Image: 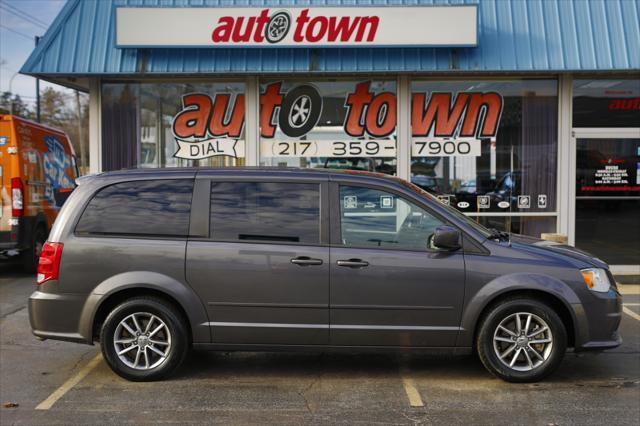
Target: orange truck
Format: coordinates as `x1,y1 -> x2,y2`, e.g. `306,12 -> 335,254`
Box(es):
0,115 -> 78,272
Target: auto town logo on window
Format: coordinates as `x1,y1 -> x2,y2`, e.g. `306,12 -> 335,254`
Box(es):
171,82 -> 395,160
411,91 -> 503,158
172,92 -> 246,160
171,83 -> 504,160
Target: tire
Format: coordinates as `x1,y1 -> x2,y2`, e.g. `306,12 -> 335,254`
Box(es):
22,225 -> 46,274
100,297 -> 189,381
476,298 -> 567,383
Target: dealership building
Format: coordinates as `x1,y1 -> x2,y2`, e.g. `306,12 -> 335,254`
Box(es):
21,0 -> 640,271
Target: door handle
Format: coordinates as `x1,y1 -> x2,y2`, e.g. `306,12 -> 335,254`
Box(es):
291,256 -> 323,266
336,259 -> 369,268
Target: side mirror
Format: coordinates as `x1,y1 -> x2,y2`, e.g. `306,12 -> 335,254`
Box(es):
432,225 -> 462,251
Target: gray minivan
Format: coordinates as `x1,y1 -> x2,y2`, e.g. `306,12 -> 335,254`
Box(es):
29,168 -> 622,382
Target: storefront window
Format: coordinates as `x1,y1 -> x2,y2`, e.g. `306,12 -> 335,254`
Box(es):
100,78 -> 561,238
573,79 -> 640,128
259,80 -> 397,175
575,137 -> 640,264
410,80 -> 558,237
473,216 -> 557,237
101,82 -> 246,170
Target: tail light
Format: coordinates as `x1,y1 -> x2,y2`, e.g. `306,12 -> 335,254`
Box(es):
11,177 -> 24,217
37,242 -> 64,285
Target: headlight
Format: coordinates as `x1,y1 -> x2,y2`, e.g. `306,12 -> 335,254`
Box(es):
581,268 -> 611,293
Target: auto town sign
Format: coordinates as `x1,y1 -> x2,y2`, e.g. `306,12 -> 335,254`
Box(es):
116,6 -> 477,47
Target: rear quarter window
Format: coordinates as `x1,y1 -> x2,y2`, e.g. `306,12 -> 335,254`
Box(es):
75,179 -> 193,237
209,181 -> 320,244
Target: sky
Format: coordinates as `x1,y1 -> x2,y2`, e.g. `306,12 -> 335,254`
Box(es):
0,0 -> 67,105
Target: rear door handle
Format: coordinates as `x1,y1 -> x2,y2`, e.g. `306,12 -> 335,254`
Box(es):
336,259 -> 369,268
291,256 -> 323,266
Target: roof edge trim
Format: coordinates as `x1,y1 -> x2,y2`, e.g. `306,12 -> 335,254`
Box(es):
20,0 -> 83,75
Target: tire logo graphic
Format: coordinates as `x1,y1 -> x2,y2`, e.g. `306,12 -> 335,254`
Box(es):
279,85 -> 322,137
265,11 -> 291,44
289,95 -> 311,128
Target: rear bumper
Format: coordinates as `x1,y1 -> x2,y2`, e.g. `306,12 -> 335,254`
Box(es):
0,231 -> 19,256
28,289 -> 92,344
0,216 -> 40,258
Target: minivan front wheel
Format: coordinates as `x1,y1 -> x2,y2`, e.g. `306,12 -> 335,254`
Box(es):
477,298 -> 567,382
100,297 -> 189,381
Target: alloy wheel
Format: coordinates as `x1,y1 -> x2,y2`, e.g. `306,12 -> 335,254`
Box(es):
113,312 -> 172,370
492,312 -> 553,372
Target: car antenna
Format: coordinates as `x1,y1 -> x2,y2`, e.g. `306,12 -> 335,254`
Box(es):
508,145 -> 513,246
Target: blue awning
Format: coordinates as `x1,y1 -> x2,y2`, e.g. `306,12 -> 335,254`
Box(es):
20,0 -> 640,79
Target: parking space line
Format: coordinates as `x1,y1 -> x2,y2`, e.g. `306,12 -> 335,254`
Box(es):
399,368 -> 424,407
623,307 -> 640,322
35,353 -> 103,410
618,285 -> 640,295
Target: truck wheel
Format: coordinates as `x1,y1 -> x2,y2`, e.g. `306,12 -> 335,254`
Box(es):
100,297 -> 189,381
476,298 -> 567,383
22,225 -> 46,274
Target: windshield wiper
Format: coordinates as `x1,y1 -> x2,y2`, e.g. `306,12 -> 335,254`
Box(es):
488,228 -> 510,241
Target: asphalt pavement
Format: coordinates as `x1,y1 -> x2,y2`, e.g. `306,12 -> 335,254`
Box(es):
1,264 -> 639,425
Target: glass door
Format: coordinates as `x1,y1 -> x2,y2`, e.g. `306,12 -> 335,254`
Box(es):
574,135 -> 640,265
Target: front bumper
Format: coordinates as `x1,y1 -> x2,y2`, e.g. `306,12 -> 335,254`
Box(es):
29,289 -> 91,344
573,286 -> 623,352
576,330 -> 622,351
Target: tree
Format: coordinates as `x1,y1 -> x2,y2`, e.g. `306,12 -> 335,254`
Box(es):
39,88 -> 89,173
39,87 -> 69,126
0,91 -> 34,119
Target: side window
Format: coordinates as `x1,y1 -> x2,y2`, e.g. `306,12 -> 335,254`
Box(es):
210,182 -> 320,244
76,179 -> 193,237
339,185 -> 444,251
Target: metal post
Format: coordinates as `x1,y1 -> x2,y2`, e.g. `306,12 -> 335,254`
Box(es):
396,75 -> 411,182
557,75 -> 573,243
35,36 -> 41,122
75,90 -> 86,172
88,78 -> 102,173
244,76 -> 259,166
35,78 -> 40,122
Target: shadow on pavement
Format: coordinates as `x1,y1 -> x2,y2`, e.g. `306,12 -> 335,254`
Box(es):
169,349 -> 630,385
169,351 -> 484,381
0,262 -> 31,279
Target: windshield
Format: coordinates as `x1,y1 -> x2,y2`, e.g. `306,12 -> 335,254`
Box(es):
400,179 -> 493,239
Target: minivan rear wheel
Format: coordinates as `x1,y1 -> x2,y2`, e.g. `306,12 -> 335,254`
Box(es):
476,298 -> 567,382
100,297 -> 189,381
